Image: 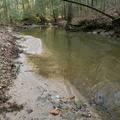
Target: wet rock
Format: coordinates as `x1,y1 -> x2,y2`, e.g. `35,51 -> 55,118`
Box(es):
34,118 -> 42,120
68,99 -> 75,104
81,111 -> 91,118
82,103 -> 89,107
71,103 -> 78,111
60,97 -> 68,104
66,115 -> 76,120
48,97 -> 55,104
55,95 -> 60,99
74,100 -> 83,109
25,118 -> 34,120
93,31 -> 97,34
97,93 -> 104,104
60,113 -> 67,119
50,118 -> 59,120
36,96 -> 47,103
67,111 -> 75,115
60,104 -> 68,110
27,109 -> 33,114
53,102 -> 61,108
80,117 -> 87,120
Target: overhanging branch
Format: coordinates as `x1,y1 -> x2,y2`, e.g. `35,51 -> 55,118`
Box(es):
62,0 -> 115,19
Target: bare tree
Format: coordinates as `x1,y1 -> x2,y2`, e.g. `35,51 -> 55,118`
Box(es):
62,0 -> 115,19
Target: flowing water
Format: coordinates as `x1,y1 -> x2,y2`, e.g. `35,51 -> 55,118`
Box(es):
22,27 -> 120,120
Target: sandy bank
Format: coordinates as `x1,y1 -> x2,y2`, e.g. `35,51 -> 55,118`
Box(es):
1,35 -> 101,120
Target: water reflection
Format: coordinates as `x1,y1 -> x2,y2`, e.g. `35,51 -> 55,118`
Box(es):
22,27 -> 120,119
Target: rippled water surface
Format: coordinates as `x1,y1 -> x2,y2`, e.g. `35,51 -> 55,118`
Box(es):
22,27 -> 120,119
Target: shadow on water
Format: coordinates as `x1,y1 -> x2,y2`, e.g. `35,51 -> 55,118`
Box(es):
22,27 -> 120,120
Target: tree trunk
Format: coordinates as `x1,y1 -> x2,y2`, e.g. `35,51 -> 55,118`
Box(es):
50,0 -> 57,23
67,3 -> 72,23
26,0 -> 32,11
91,0 -> 94,6
65,3 -> 73,30
63,2 -> 67,19
22,0 -> 25,13
3,0 -> 8,22
62,0 -> 115,19
85,0 -> 88,12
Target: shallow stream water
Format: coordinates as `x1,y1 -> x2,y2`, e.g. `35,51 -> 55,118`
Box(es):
22,27 -> 120,120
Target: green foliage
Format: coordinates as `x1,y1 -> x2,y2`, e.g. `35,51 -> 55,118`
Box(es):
0,0 -> 119,24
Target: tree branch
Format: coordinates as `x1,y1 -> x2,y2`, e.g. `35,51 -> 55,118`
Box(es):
62,0 -> 115,19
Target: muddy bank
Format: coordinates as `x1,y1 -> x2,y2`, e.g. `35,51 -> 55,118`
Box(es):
64,17 -> 120,39
58,6 -> 120,38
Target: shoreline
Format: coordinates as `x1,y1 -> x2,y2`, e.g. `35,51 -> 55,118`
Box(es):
0,33 -> 102,120
0,23 -> 120,41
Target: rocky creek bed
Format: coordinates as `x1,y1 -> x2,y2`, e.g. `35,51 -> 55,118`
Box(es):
0,26 -> 108,120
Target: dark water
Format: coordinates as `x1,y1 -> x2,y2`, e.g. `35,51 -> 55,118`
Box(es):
22,27 -> 120,120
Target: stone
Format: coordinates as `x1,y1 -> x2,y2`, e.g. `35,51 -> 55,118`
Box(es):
82,103 -> 88,107
48,97 -> 55,104
81,111 -> 90,117
53,102 -> 61,108
36,96 -> 47,103
80,117 -> 87,120
27,109 -> 33,114
76,111 -> 82,117
66,115 -> 76,120
60,104 -> 68,110
55,95 -> 60,99
74,100 -> 83,109
93,31 -> 97,34
71,103 -> 78,111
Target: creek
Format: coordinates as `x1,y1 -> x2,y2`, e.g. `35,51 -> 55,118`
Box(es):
22,27 -> 120,120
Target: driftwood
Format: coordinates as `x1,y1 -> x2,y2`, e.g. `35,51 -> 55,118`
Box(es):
62,0 -> 115,19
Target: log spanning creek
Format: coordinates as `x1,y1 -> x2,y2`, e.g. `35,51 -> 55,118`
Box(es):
22,27 -> 120,120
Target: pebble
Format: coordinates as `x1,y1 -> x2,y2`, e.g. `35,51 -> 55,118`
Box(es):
71,103 -> 78,111
53,102 -> 61,108
27,109 -> 33,114
55,95 -> 60,99
80,117 -> 87,120
81,111 -> 90,117
60,104 -> 68,110
36,96 -> 47,103
75,100 -> 83,109
82,103 -> 88,107
48,97 -> 55,104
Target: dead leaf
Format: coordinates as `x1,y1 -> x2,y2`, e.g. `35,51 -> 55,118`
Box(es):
70,95 -> 75,100
50,110 -> 59,115
0,84 -> 3,89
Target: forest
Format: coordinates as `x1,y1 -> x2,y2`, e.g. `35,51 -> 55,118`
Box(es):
0,0 -> 119,24
0,0 -> 120,37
